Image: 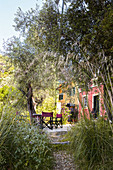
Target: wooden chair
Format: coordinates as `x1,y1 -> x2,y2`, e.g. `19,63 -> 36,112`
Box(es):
55,114 -> 63,128
41,112 -> 53,129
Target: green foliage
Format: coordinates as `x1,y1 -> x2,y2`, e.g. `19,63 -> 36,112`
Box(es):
13,1 -> 64,55
67,118 -> 113,169
0,55 -> 14,86
36,96 -> 56,115
0,85 -> 16,101
0,85 -> 27,118
65,0 -> 113,120
0,85 -> 15,117
61,106 -> 70,124
0,112 -> 53,170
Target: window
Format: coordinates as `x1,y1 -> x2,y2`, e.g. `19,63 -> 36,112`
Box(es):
73,87 -> 75,95
69,87 -> 75,96
83,96 -> 87,107
59,93 -> 63,100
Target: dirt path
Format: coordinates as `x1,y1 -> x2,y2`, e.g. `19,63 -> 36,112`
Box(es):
53,150 -> 76,170
49,133 -> 76,170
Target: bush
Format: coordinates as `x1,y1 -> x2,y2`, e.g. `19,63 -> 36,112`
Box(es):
61,106 -> 70,124
67,118 -> 113,169
0,112 -> 53,170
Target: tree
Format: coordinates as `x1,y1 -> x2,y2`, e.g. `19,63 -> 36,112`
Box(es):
13,1 -> 59,52
64,0 -> 113,121
3,0 -> 113,122
3,0 -> 68,122
4,35 -> 58,122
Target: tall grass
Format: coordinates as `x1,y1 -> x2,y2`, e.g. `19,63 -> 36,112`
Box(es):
67,118 -> 113,169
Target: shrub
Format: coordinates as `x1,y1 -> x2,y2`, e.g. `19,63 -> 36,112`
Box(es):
0,112 -> 53,170
61,106 -> 70,124
67,118 -> 113,169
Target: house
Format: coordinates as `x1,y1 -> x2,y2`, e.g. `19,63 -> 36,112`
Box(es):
78,79 -> 106,119
56,82 -> 79,122
57,82 -> 79,108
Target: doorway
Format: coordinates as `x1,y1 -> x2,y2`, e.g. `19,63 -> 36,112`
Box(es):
93,95 -> 99,115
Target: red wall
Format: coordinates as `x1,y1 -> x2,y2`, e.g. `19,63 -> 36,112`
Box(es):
78,84 -> 105,119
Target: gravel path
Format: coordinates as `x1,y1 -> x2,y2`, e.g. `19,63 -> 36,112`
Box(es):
53,150 -> 76,170
48,131 -> 77,170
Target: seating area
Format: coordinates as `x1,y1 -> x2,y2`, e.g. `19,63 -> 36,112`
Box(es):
32,112 -> 63,129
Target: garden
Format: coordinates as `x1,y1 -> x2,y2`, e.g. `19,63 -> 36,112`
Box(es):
0,0 -> 113,169
0,82 -> 113,169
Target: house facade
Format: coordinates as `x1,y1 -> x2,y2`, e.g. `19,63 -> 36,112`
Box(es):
78,81 -> 106,119
58,82 -> 79,108
57,82 -> 79,122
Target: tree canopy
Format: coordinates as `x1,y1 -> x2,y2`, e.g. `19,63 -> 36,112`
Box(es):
3,0 -> 113,121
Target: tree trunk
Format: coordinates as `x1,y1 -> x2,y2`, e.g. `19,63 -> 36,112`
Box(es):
27,83 -> 36,123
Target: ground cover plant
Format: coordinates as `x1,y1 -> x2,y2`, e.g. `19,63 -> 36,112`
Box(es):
0,111 -> 53,170
66,118 -> 113,169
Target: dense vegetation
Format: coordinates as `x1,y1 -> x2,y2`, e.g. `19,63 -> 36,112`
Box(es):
0,0 -> 113,169
66,117 -> 113,169
0,112 -> 53,169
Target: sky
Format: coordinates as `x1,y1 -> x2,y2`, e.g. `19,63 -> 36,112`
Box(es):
0,0 -> 43,52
